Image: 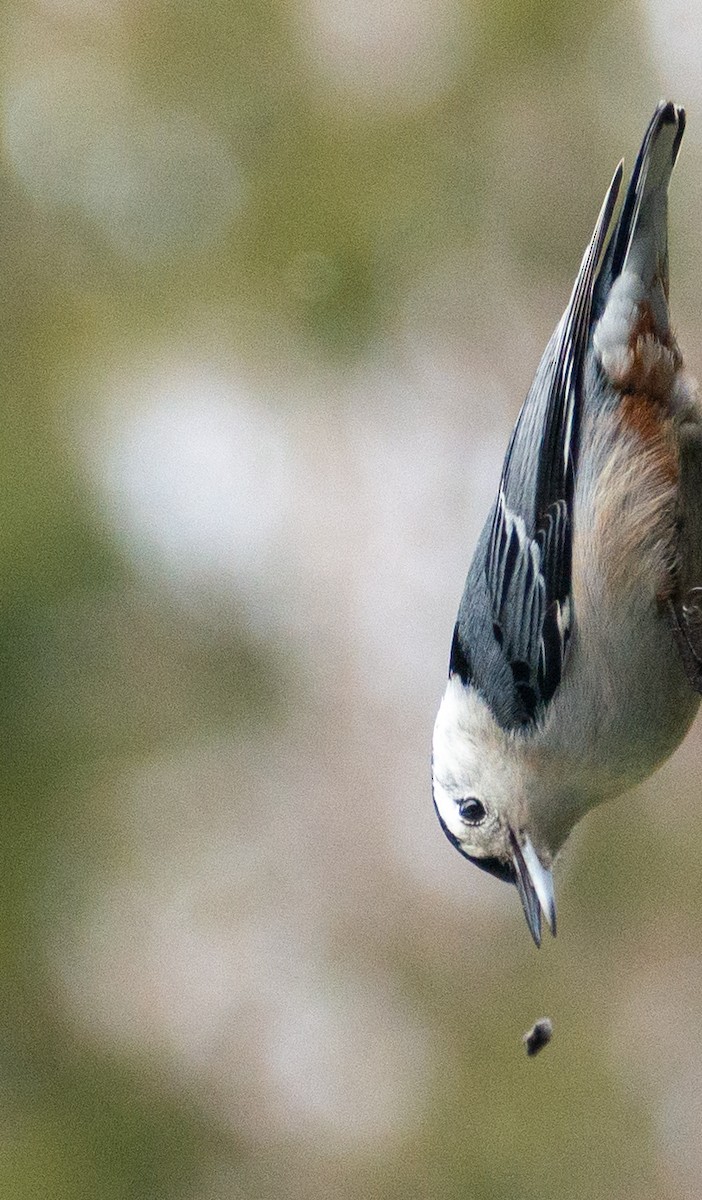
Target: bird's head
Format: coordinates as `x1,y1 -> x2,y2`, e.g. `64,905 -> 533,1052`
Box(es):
431,675 -> 556,946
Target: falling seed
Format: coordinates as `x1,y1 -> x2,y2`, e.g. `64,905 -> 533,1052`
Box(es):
523,1018 -> 553,1057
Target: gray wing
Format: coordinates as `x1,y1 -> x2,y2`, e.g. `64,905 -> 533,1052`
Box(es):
451,163 -> 622,729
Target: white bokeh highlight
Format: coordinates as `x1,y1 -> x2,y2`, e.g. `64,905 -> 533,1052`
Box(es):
4,56 -> 242,261
295,0 -> 465,110
85,360 -> 294,584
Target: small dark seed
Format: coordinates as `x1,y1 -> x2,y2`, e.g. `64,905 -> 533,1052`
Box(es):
523,1018 -> 553,1057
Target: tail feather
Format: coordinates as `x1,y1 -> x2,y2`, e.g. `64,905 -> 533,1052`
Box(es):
592,102 -> 685,390
593,102 -> 685,332
609,101 -> 684,287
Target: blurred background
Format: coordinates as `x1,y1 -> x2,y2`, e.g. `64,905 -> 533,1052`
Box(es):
2,0 -> 702,1197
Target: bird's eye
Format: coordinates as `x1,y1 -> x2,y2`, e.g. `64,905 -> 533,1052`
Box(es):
458,798 -> 486,824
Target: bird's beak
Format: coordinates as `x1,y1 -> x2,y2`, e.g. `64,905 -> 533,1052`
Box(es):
509,831 -> 556,948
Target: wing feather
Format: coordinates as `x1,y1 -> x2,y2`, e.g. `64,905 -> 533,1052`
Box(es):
454,163 -> 622,728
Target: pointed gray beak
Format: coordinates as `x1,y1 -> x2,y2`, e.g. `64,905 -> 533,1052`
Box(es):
509,831 -> 556,947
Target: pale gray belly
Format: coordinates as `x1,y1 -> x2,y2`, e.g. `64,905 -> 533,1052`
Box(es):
533,401 -> 700,842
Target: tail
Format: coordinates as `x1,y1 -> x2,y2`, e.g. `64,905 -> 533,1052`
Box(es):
603,102 -> 684,295
593,102 -> 685,384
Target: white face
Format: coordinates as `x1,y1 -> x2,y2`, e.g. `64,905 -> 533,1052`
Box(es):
431,675 -> 517,861
431,675 -> 557,945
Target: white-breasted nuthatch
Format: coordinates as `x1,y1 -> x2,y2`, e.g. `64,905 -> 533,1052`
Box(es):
432,102 -> 702,945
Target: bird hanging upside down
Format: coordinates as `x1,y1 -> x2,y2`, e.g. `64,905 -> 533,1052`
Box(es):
432,102 -> 702,945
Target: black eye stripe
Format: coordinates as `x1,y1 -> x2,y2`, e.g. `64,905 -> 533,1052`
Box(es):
458,798 -> 486,824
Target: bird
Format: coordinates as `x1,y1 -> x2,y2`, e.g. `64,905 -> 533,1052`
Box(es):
431,102 -> 702,946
